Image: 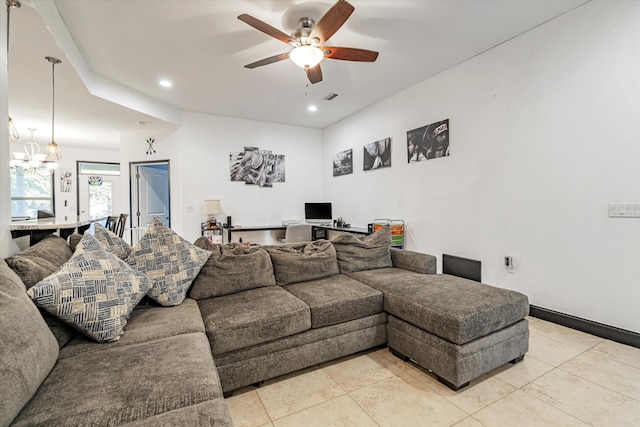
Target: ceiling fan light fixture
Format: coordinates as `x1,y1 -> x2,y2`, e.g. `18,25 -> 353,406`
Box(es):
290,45 -> 324,69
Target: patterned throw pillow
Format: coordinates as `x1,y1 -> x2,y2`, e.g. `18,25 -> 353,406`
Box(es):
27,234 -> 151,343
94,223 -> 132,260
127,217 -> 211,306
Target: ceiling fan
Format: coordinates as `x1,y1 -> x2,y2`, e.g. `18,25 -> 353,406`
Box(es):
238,0 -> 378,84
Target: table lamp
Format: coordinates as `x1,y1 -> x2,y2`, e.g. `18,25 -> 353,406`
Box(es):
203,199 -> 222,229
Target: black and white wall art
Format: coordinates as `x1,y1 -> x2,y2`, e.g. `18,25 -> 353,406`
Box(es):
407,118 -> 450,163
363,138 -> 391,171
230,147 -> 285,188
333,148 -> 353,177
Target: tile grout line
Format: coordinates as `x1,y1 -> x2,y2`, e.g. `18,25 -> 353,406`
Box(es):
519,366 -> 598,426
555,357 -> 640,404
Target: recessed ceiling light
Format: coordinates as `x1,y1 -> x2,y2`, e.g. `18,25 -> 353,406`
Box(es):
307,105 -> 318,112
158,80 -> 172,87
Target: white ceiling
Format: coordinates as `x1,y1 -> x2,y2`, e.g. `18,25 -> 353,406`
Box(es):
7,0 -> 589,149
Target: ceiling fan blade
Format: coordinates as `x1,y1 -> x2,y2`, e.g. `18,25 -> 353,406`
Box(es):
323,46 -> 379,62
238,14 -> 298,46
309,0 -> 355,45
245,52 -> 290,69
306,65 -> 323,84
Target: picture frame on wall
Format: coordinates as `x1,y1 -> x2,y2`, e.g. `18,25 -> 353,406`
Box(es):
407,118 -> 450,163
333,148 -> 353,177
363,138 -> 391,171
58,168 -> 72,193
229,147 -> 285,187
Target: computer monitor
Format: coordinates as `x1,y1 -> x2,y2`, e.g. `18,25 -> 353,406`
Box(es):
304,203 -> 332,224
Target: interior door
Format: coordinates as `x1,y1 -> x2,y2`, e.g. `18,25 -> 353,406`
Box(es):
131,161 -> 170,228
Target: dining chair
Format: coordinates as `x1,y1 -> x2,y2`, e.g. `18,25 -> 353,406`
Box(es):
105,216 -> 118,232
115,213 -> 129,238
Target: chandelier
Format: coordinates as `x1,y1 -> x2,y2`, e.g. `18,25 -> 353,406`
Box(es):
10,56 -> 63,176
10,128 -> 59,176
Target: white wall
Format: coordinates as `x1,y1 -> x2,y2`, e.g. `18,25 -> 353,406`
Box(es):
321,1 -> 640,333
119,112 -> 323,243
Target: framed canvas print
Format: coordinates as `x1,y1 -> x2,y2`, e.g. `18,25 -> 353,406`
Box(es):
333,149 -> 353,176
407,118 -> 449,163
363,138 -> 391,171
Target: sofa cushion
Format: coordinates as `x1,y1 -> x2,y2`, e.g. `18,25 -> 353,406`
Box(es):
27,234 -> 151,343
122,400 -> 232,427
283,274 -> 383,328
127,218 -> 210,306
331,227 -> 392,272
59,298 -> 206,359
199,286 -> 311,355
390,247 -> 437,274
10,333 -> 225,426
94,222 -> 132,260
347,269 -> 529,345
265,240 -> 340,286
190,241 -> 276,299
68,233 -> 83,252
0,260 -> 59,427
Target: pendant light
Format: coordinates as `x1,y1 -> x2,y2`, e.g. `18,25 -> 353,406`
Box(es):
45,56 -> 62,161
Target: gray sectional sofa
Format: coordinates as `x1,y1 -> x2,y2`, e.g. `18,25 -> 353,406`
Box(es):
1,226 -> 529,426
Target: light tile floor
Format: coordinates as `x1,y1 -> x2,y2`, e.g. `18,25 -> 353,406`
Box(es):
225,317 -> 640,427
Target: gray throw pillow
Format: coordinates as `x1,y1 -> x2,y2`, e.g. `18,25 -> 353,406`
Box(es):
265,240 -> 340,286
5,234 -> 73,288
94,223 -> 132,260
127,217 -> 211,306
330,227 -> 393,272
190,242 -> 276,299
5,234 -> 79,347
27,234 -> 151,343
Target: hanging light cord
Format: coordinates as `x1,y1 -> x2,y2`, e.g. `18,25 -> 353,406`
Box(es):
6,1 -> 21,56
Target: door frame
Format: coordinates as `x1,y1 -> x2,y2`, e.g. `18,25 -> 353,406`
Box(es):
129,160 -> 171,229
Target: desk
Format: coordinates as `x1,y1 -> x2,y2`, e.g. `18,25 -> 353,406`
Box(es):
11,215 -> 107,246
311,225 -> 370,240
226,225 -> 286,245
225,224 -> 370,245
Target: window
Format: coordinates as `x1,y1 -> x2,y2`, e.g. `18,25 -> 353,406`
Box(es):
78,162 -> 120,176
10,170 -> 54,219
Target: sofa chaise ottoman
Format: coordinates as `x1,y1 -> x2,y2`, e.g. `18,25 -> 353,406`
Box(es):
329,232 -> 529,391
346,257 -> 529,390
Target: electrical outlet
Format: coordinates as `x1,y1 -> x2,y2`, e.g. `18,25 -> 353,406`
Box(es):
505,256 -> 515,274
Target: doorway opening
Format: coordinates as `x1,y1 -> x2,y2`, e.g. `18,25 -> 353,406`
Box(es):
77,161 -> 121,220
129,160 -> 171,233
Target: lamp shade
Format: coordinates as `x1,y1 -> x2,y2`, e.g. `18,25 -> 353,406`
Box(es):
289,46 -> 324,69
203,199 -> 222,215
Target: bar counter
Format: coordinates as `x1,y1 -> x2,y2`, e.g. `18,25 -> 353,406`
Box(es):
10,215 -> 107,245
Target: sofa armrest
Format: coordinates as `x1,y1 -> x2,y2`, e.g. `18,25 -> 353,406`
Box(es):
390,248 -> 436,274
